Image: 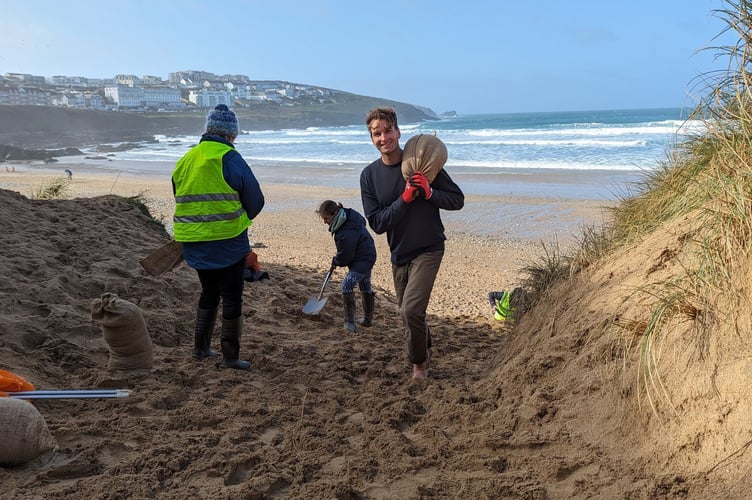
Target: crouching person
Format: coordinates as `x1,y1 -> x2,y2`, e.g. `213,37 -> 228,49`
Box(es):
317,200 -> 377,332
172,104 -> 265,369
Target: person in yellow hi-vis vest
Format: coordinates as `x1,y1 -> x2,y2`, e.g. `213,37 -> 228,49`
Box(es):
172,104 -> 265,370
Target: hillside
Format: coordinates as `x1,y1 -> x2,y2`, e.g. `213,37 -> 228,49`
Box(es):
0,96 -> 435,149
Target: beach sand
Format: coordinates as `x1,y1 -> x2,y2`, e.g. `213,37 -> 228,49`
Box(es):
0,161 -> 614,497
0,161 -> 613,320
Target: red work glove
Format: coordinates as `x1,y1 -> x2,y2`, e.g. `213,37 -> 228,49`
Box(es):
409,172 -> 432,199
401,182 -> 418,203
246,250 -> 260,272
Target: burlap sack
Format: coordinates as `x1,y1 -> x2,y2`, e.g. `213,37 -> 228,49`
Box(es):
0,398 -> 57,466
401,134 -> 448,182
91,292 -> 153,371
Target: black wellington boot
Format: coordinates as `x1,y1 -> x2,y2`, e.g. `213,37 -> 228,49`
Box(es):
192,307 -> 219,360
358,292 -> 375,327
218,316 -> 250,370
343,292 -> 357,333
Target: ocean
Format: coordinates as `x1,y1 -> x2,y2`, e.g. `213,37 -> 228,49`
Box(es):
72,107 -> 699,202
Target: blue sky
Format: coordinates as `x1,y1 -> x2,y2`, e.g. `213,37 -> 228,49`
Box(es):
0,0 -> 736,114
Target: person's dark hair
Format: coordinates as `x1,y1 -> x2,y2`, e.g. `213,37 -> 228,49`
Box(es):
316,200 -> 342,218
366,107 -> 399,133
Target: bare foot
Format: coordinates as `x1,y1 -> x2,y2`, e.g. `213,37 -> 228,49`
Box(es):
412,363 -> 428,379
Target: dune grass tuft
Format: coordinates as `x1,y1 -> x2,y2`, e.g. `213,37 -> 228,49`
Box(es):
31,177 -> 72,200
519,0 -> 752,415
519,240 -> 570,303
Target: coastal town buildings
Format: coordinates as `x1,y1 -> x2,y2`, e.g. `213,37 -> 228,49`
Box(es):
103,85 -> 183,110
0,70 -> 338,111
187,89 -> 233,108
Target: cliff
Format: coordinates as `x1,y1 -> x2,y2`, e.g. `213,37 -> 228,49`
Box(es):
0,97 -> 436,150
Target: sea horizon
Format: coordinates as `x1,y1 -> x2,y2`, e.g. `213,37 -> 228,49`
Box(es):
92,107 -> 694,167
13,107 -> 697,203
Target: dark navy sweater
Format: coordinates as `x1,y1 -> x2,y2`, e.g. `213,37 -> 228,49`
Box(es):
360,158 -> 464,265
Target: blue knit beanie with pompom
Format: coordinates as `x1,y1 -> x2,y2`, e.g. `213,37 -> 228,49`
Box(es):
205,104 -> 238,138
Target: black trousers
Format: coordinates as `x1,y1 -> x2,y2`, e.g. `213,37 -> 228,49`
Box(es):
196,257 -> 246,320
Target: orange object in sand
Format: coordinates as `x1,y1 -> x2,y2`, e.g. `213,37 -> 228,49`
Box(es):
246,250 -> 261,272
0,369 -> 35,393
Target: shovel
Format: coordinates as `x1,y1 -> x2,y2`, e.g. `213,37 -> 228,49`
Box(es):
303,265 -> 335,315
140,240 -> 184,277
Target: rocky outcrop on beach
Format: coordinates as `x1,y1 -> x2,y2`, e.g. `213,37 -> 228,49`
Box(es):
0,144 -> 83,162
0,106 -> 158,149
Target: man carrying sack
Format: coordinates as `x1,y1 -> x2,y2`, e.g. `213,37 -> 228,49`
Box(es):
360,107 -> 464,380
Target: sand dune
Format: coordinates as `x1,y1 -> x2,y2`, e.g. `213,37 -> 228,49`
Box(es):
0,169 -> 539,497
3,164 -> 739,497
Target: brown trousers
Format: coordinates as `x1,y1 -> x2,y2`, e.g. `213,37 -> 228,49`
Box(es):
392,251 -> 443,364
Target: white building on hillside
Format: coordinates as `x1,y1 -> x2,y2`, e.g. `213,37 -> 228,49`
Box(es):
49,76 -> 89,87
114,74 -> 140,87
188,89 -> 233,108
105,85 -> 183,109
4,73 -> 46,85
0,87 -> 52,105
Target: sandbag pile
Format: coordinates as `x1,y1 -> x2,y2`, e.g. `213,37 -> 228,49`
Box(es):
91,292 -> 153,370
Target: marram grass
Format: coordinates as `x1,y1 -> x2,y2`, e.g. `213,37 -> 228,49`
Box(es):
519,0 -> 752,417
31,177 -> 71,200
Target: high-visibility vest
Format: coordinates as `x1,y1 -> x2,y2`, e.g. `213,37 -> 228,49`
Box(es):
494,291 -> 514,321
172,141 -> 251,242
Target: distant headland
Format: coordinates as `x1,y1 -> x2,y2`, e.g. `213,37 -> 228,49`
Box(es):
0,70 -> 441,150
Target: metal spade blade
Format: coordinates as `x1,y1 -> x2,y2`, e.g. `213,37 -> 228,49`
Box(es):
303,266 -> 334,315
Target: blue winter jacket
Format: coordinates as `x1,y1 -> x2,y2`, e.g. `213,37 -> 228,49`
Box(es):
332,208 -> 377,274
